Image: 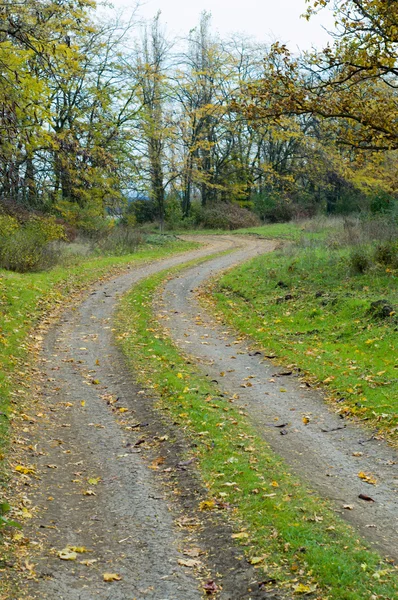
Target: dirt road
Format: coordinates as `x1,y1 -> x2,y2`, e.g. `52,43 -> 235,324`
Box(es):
13,236 -> 281,600
12,234 -> 397,600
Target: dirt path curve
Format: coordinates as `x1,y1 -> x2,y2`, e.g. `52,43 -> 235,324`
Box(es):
162,237 -> 398,561
17,236 -> 284,600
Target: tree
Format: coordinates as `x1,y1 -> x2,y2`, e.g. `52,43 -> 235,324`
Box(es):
239,1 -> 398,151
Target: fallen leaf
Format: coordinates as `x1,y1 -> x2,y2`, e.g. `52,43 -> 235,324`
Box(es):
231,532 -> 249,539
103,573 -> 122,582
302,417 -> 310,425
15,465 -> 35,475
88,477 -> 101,485
149,457 -> 165,470
83,489 -> 96,496
183,548 -> 201,558
58,549 -> 77,561
69,546 -> 89,553
358,472 -> 377,485
199,499 -> 216,511
359,493 -> 375,502
80,559 -> 97,566
293,583 -> 313,594
203,580 -> 218,594
178,558 -> 201,568
249,556 -> 266,565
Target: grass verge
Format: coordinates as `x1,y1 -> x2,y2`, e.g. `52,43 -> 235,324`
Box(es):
115,260 -> 398,600
209,243 -> 397,444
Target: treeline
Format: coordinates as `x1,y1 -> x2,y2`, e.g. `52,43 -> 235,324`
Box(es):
0,0 -> 397,230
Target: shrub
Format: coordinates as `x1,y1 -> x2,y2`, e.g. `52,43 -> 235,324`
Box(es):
253,193 -> 294,223
55,199 -> 111,238
165,196 -> 183,230
126,198 -> 158,224
348,247 -> 372,274
0,216 -> 65,273
0,214 -> 19,238
199,202 -> 260,230
95,225 -> 143,255
374,241 -> 398,268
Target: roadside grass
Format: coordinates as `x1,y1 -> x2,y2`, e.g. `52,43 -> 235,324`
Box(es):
115,262 -> 398,600
209,243 -> 398,443
0,238 -> 198,461
167,215 -> 346,241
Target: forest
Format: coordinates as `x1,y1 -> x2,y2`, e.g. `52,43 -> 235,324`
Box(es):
0,0 -> 397,244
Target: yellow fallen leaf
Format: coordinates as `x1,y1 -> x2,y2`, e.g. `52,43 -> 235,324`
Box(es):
302,417 -> 310,425
80,401 -> 85,407
58,549 -> 77,561
271,481 -> 279,488
294,583 -> 311,594
69,546 -> 89,553
83,490 -> 96,496
118,407 -> 128,413
249,556 -> 266,565
199,499 -> 216,511
15,465 -> 35,475
231,532 -> 249,539
103,573 -> 122,582
88,477 -> 101,485
358,472 -> 377,485
177,373 -> 183,379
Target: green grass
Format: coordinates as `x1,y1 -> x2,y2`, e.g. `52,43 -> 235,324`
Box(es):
115,260 -> 398,600
0,238 -> 198,458
210,244 -> 398,442
169,216 -> 343,241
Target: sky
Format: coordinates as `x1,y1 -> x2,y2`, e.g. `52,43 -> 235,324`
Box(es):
110,0 -> 335,51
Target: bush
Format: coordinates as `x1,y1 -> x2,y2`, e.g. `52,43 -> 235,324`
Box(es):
165,196 -> 183,230
0,216 -> 65,273
95,225 -> 143,255
348,247 -> 372,274
252,193 -> 294,223
55,199 -> 111,238
199,202 -> 260,230
126,198 -> 158,224
374,241 -> 398,268
0,214 -> 19,238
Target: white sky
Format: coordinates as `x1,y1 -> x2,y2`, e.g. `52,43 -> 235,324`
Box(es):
110,0 -> 335,50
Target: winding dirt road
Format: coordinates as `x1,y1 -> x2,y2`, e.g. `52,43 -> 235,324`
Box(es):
11,234 -> 397,600
14,236 -> 281,600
